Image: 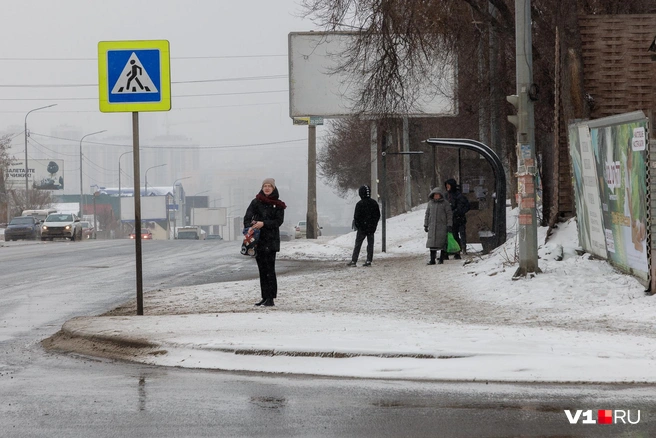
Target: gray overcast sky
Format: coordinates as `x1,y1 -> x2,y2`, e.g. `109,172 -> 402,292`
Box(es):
0,0 -> 310,142
1,0 -> 359,226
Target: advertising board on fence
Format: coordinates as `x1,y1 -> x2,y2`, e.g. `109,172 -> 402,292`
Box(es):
7,159 -> 65,191
568,111 -> 649,285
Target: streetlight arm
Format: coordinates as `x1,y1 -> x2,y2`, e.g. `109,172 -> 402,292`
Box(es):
79,129 -> 107,218
144,163 -> 167,195
24,103 -> 57,206
25,104 -> 57,124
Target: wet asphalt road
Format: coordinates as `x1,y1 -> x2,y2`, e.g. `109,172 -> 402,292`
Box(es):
1,238 -> 656,437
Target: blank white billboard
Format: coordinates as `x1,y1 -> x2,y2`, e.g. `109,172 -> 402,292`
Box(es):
192,208 -> 227,226
120,196 -> 168,221
288,31 -> 457,118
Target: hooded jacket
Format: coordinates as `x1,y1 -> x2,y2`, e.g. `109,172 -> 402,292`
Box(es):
424,187 -> 452,249
444,178 -> 469,225
353,185 -> 381,234
244,187 -> 286,252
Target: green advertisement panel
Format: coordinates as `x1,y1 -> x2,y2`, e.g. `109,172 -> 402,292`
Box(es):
569,111 -> 649,285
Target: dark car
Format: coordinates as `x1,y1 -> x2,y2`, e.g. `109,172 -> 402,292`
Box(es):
130,228 -> 153,240
206,234 -> 223,241
279,230 -> 293,241
4,216 -> 41,241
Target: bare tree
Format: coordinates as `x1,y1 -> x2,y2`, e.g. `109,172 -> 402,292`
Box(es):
318,118 -> 373,196
301,0 -> 514,116
9,189 -> 55,216
307,0 -> 656,218
0,134 -> 17,222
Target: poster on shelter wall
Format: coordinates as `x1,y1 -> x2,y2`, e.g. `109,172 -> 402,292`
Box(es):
590,122 -> 648,276
6,159 -> 65,191
568,125 -> 607,258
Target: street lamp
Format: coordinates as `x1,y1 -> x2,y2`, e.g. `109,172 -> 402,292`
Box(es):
24,104 -> 57,205
79,130 -> 107,218
144,164 -> 167,196
171,176 -> 191,238
118,150 -> 134,198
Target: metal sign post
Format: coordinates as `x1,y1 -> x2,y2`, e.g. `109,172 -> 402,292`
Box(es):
98,40 -> 171,315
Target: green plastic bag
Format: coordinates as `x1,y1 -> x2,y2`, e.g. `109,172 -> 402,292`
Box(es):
447,232 -> 461,253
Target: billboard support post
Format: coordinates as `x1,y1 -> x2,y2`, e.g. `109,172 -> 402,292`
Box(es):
307,124 -> 318,239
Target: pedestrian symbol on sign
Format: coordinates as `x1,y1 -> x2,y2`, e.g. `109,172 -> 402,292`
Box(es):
111,53 -> 158,94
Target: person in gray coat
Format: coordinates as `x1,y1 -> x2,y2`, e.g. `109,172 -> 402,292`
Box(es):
424,187 -> 453,265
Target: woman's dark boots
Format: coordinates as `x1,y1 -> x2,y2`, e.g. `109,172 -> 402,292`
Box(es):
427,250 -> 437,265
263,298 -> 275,307
438,250 -> 446,264
255,298 -> 267,306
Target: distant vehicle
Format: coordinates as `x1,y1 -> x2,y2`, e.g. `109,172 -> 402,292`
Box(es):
130,228 -> 153,240
206,234 -> 223,241
177,226 -> 206,240
294,220 -> 321,239
279,229 -> 293,241
22,208 -> 58,223
41,213 -> 82,241
4,216 -> 41,241
80,221 -> 96,239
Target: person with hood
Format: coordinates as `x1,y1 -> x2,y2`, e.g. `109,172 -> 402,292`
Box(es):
348,185 -> 381,267
444,178 -> 470,257
424,187 -> 453,265
243,178 -> 286,306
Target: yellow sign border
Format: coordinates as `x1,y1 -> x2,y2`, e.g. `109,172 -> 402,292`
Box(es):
98,40 -> 171,113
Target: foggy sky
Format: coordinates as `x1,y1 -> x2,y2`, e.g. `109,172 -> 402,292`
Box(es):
0,0 -> 358,226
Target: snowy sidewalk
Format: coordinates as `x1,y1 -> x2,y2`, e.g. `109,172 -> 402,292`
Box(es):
58,310 -> 656,383
48,208 -> 656,383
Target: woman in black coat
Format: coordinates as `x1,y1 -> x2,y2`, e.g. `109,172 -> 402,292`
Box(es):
243,178 -> 286,307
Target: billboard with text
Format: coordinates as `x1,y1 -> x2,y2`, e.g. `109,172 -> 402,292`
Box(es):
7,159 -> 65,191
569,111 -> 648,285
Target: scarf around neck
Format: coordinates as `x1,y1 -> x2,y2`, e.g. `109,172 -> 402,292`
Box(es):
256,192 -> 287,209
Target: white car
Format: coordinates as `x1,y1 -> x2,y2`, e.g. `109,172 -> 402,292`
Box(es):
41,213 -> 83,241
294,220 -> 322,239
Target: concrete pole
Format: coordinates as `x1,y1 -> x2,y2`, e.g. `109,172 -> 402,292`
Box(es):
402,117 -> 412,212
306,124 -> 318,239
512,0 -> 541,278
370,121 -> 378,202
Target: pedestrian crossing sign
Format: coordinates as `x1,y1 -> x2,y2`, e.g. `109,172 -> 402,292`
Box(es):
98,40 -> 171,112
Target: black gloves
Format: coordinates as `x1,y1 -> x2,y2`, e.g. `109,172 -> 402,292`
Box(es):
447,226 -> 453,233
424,226 -> 428,233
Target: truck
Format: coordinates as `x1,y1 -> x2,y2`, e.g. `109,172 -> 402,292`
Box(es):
22,208 -> 58,222
176,225 -> 206,240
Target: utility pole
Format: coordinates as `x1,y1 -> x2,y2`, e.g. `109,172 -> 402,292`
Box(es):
507,0 -> 541,278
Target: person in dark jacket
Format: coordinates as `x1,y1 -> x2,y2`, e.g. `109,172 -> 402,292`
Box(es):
243,178 -> 286,307
424,187 -> 453,264
348,185 -> 381,267
444,178 -> 469,257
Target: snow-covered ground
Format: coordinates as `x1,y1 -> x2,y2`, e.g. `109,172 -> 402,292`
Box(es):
58,205 -> 656,382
